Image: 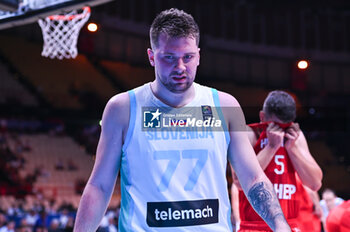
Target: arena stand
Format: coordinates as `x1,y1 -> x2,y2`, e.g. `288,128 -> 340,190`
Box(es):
0,119 -> 121,231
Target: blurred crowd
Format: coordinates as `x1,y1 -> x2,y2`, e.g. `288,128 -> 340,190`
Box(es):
0,118 -> 119,231
0,192 -> 120,232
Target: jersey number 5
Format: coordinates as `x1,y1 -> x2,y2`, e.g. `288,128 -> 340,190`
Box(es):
154,149 -> 208,192
274,155 -> 285,175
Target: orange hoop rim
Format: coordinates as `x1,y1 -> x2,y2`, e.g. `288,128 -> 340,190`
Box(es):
48,6 -> 90,21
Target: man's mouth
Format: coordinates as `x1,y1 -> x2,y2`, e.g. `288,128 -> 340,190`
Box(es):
172,76 -> 186,81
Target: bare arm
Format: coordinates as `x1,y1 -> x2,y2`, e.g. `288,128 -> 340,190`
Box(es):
219,92 -> 290,232
251,121 -> 322,191
74,93 -> 129,232
254,123 -> 285,170
248,122 -> 291,171
230,169 -> 241,232
233,125 -> 281,185
285,126 -> 323,191
304,185 -> 323,219
230,133 -> 289,231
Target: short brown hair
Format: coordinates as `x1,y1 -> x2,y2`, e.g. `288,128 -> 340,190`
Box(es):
150,8 -> 200,49
263,90 -> 296,123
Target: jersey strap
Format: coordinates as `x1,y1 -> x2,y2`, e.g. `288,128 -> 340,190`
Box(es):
211,88 -> 230,146
122,90 -> 137,151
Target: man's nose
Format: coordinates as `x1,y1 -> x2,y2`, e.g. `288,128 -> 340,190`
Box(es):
174,58 -> 186,71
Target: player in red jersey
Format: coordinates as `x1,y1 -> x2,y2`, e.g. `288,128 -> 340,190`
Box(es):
231,90 -> 323,232
296,176 -> 322,232
326,200 -> 350,232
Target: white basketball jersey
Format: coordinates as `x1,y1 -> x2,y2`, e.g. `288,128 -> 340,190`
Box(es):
118,83 -> 232,231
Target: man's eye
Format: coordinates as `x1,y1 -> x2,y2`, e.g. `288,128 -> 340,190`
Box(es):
183,55 -> 193,62
165,56 -> 174,60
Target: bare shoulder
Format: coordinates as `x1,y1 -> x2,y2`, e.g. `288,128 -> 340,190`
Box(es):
217,91 -> 240,107
216,91 -> 246,131
295,129 -> 309,148
105,92 -> 130,110
101,92 -> 130,133
246,125 -> 257,145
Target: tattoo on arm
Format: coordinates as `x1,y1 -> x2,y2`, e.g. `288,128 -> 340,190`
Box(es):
248,182 -> 286,230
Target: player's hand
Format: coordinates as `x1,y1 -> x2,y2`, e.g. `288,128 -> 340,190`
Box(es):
266,122 -> 284,149
284,123 -> 300,150
231,220 -> 240,232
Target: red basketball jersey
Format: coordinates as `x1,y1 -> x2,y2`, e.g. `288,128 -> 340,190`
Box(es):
326,200 -> 350,232
296,176 -> 321,232
239,122 -> 300,230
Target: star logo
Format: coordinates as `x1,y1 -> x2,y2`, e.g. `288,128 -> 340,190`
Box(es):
143,108 -> 162,128
150,109 -> 162,122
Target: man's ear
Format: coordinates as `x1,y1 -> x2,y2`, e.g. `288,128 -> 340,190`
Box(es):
197,47 -> 200,66
147,48 -> 155,67
259,111 -> 265,122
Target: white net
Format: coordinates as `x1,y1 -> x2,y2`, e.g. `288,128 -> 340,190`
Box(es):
38,6 -> 90,59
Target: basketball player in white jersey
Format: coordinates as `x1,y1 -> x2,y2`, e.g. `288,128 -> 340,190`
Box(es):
74,8 -> 291,232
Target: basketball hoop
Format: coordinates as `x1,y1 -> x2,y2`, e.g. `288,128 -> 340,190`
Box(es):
38,6 -> 91,59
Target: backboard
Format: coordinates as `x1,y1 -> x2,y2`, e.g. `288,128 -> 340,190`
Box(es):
0,0 -> 113,30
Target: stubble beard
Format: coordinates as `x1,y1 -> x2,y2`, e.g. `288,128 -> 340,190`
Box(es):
159,73 -> 194,94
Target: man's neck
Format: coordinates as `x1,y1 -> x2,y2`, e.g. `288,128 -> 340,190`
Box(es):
150,81 -> 196,108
